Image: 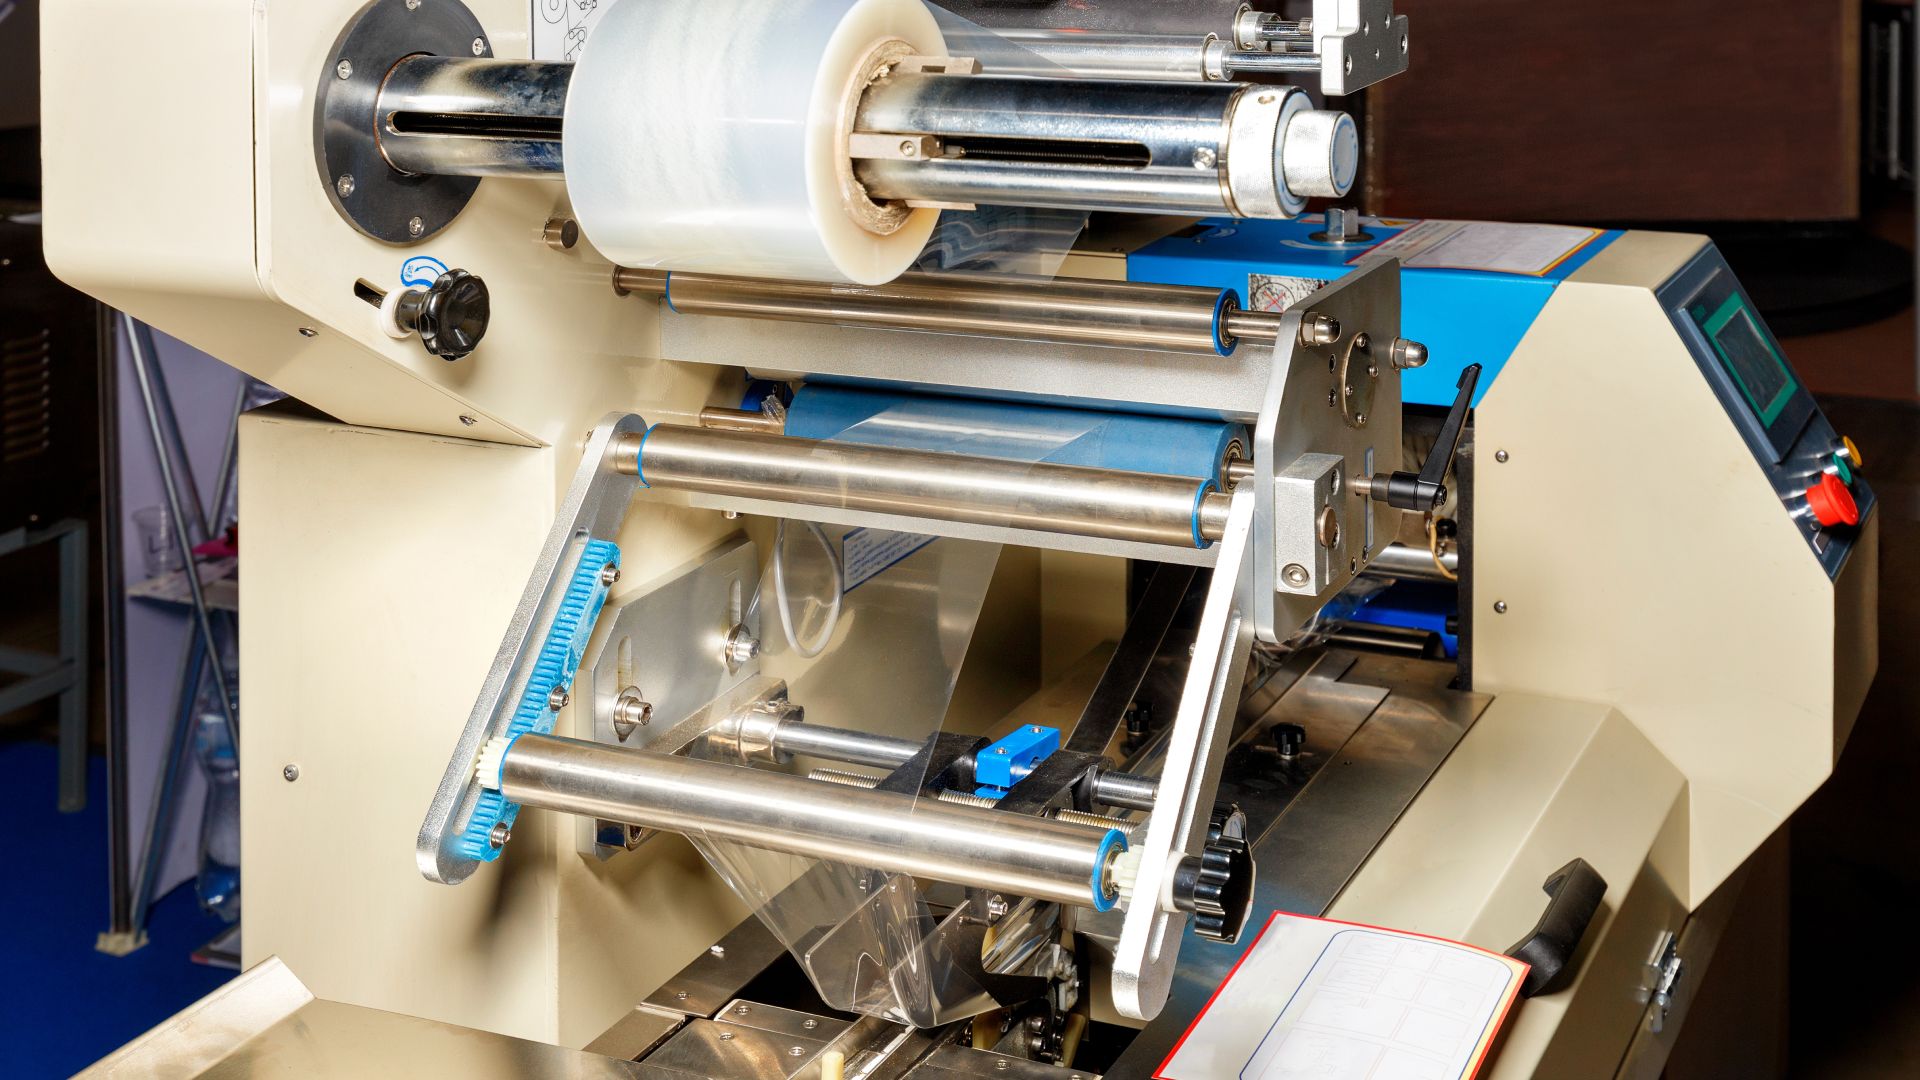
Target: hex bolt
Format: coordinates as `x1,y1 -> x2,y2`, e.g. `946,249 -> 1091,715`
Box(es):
547,686 -> 570,712
488,821 -> 511,850
335,59 -> 354,80
1282,563 -> 1311,588
282,764 -> 300,782
1391,338 -> 1430,369
612,687 -> 653,741
1301,313 -> 1341,346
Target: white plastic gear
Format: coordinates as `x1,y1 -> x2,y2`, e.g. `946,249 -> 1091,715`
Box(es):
1111,847 -> 1145,906
474,736 -> 513,791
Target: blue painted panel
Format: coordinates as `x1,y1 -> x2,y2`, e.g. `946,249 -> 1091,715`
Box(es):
1128,218 -> 1622,408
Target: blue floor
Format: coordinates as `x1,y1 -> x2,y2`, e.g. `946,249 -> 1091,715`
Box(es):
0,741 -> 234,1078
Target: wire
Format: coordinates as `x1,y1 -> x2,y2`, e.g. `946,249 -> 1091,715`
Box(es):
772,518 -> 843,658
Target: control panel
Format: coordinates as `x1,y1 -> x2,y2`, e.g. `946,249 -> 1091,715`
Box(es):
1660,246 -> 1874,577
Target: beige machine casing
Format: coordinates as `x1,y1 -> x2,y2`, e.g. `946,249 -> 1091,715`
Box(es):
39,0 -> 1874,1067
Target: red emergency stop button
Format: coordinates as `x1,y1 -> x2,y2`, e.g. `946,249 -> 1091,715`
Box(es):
1805,473 -> 1859,528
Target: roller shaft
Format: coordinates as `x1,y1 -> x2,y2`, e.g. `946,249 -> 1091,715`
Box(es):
616,267 -> 1282,354
620,425 -> 1231,549
766,719 -> 1160,811
498,734 -> 1123,909
376,56 -> 568,177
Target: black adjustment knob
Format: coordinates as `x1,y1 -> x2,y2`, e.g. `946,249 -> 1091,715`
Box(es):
1174,805 -> 1256,944
398,268 -> 490,361
1272,722 -> 1306,759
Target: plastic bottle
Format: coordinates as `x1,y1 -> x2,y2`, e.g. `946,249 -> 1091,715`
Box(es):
195,707 -> 241,923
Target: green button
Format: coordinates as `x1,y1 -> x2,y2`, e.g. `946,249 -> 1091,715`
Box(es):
1831,453 -> 1853,485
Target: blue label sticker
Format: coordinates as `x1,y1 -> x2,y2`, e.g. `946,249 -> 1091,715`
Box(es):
841,529 -> 936,593
401,255 -> 450,289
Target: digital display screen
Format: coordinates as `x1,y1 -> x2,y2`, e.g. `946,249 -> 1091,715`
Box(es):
1696,294 -> 1797,427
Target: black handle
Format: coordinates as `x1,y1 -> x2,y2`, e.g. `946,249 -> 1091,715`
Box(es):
396,268 -> 491,361
1505,858 -> 1606,997
1366,363 -> 1481,512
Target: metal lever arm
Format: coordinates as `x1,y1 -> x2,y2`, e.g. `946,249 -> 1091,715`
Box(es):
1361,363 -> 1480,512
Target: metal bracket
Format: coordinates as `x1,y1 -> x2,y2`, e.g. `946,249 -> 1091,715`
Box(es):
1640,931 -> 1685,1034
1272,453 -> 1347,597
1249,257 -> 1405,644
1313,0 -> 1411,96
416,414 -> 646,885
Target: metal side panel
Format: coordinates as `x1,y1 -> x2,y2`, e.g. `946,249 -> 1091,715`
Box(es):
78,957 -> 645,1079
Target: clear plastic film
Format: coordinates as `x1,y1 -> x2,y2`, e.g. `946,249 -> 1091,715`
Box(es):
567,0 -> 1093,283
671,392 -> 1191,1026
686,521 -> 1012,1025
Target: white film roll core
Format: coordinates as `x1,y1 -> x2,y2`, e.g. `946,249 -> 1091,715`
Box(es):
565,0 -> 947,284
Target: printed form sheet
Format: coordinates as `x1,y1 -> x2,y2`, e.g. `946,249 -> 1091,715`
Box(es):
1158,912 -> 1528,1080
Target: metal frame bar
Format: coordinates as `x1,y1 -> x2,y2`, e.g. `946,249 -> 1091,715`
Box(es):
0,519 -> 89,812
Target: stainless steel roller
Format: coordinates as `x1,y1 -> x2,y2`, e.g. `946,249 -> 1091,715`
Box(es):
618,425 -> 1234,548
496,734 -> 1126,909
615,267 -> 1285,355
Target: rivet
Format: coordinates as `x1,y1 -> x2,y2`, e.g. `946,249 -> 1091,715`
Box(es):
1494,600 -> 1509,614
1495,449 -> 1510,463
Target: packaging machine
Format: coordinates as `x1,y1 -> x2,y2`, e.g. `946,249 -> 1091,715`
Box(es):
48,0 -> 1873,1076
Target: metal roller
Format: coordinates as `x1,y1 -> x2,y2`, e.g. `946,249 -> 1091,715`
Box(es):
495,733 -> 1128,910
615,267 -> 1287,356
618,425 -> 1234,549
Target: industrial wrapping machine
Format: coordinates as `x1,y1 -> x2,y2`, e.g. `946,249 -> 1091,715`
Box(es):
44,1 -> 1875,1076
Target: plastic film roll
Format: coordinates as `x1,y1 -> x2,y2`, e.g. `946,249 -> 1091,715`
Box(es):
786,384 -> 1248,484
565,0 -> 946,284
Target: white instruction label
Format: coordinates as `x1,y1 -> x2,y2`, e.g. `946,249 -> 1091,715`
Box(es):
841,529 -> 937,593
1359,220 -> 1602,277
534,0 -> 603,62
1158,913 -> 1526,1080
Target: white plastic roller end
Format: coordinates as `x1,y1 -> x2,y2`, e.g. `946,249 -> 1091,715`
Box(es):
1112,847 -> 1145,907
475,736 -> 512,791
1282,110 -> 1360,200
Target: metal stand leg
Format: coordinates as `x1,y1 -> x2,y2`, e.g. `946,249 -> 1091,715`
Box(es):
57,520 -> 89,813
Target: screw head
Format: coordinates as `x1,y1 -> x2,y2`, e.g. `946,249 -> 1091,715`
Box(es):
471,36 -> 487,56
788,1047 -> 805,1058
600,564 -> 622,587
408,216 -> 426,238
283,764 -> 300,782
1282,563 -> 1311,588
335,59 -> 354,80
803,1018 -> 819,1030
297,327 -> 318,338
488,821 -> 511,849
709,945 -> 726,957
899,139 -> 918,157
458,415 -> 478,427
335,173 -> 355,199
1495,449 -> 1511,463
406,0 -> 421,8
1494,600 -> 1509,614
547,686 -> 570,712
1192,146 -> 1219,169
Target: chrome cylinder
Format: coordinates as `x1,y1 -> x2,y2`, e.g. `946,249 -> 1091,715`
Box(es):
617,267 -> 1282,356
623,425 -> 1228,549
987,29 -> 1318,82
853,75 -> 1351,216
375,57 -> 568,177
498,734 -> 1123,908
